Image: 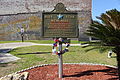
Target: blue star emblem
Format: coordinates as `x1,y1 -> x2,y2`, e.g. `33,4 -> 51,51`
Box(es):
57,14 -> 64,20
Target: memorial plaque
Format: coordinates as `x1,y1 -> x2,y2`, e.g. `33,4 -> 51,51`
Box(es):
42,3 -> 78,38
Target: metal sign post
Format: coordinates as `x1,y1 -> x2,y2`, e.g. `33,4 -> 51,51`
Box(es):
42,3 -> 78,79
58,39 -> 63,78
21,34 -> 24,42
52,38 -> 70,78
20,27 -> 24,42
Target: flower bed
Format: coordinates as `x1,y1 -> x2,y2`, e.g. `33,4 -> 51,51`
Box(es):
20,64 -> 118,80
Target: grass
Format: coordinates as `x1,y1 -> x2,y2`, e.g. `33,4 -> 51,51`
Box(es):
0,45 -> 117,77
0,41 -> 21,44
0,40 -> 83,44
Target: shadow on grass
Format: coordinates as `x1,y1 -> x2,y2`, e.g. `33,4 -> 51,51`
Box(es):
0,63 -> 9,67
0,49 -> 12,53
111,56 -> 117,58
63,66 -> 118,80
17,52 -> 51,55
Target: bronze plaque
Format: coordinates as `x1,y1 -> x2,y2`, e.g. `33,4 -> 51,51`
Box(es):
42,3 -> 78,38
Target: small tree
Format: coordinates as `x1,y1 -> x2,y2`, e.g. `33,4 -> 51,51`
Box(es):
85,9 -> 120,79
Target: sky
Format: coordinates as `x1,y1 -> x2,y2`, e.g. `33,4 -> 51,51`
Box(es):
92,0 -> 120,20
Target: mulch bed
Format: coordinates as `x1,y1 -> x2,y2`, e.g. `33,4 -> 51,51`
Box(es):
23,64 -> 118,80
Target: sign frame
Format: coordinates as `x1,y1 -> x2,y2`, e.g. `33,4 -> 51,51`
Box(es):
42,3 -> 78,38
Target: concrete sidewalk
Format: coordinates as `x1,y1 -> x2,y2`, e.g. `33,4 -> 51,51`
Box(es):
0,53 -> 20,63
0,42 -> 84,49
0,42 -> 37,49
0,42 -> 36,63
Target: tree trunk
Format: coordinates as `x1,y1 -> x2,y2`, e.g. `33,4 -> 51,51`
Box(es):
114,46 -> 120,80
116,52 -> 120,80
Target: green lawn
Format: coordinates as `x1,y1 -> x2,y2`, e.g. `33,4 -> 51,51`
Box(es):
0,41 -> 21,44
0,40 -> 83,44
0,45 -> 117,77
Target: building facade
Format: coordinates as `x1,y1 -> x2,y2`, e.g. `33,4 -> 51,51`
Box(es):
0,0 -> 92,41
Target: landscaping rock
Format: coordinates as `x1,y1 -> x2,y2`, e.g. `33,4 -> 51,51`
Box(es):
0,72 -> 29,80
0,75 -> 12,80
12,72 -> 29,80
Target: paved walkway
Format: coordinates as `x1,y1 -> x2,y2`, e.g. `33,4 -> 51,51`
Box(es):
0,42 -> 37,63
0,42 -> 88,63
0,42 -> 84,49
0,53 -> 20,63
0,42 -> 37,49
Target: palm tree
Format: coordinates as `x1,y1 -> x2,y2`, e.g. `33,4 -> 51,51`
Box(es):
85,9 -> 120,79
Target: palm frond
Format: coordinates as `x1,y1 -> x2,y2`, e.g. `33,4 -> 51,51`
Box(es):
84,9 -> 120,52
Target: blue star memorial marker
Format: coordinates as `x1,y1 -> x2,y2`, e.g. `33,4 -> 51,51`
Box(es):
57,14 -> 64,20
